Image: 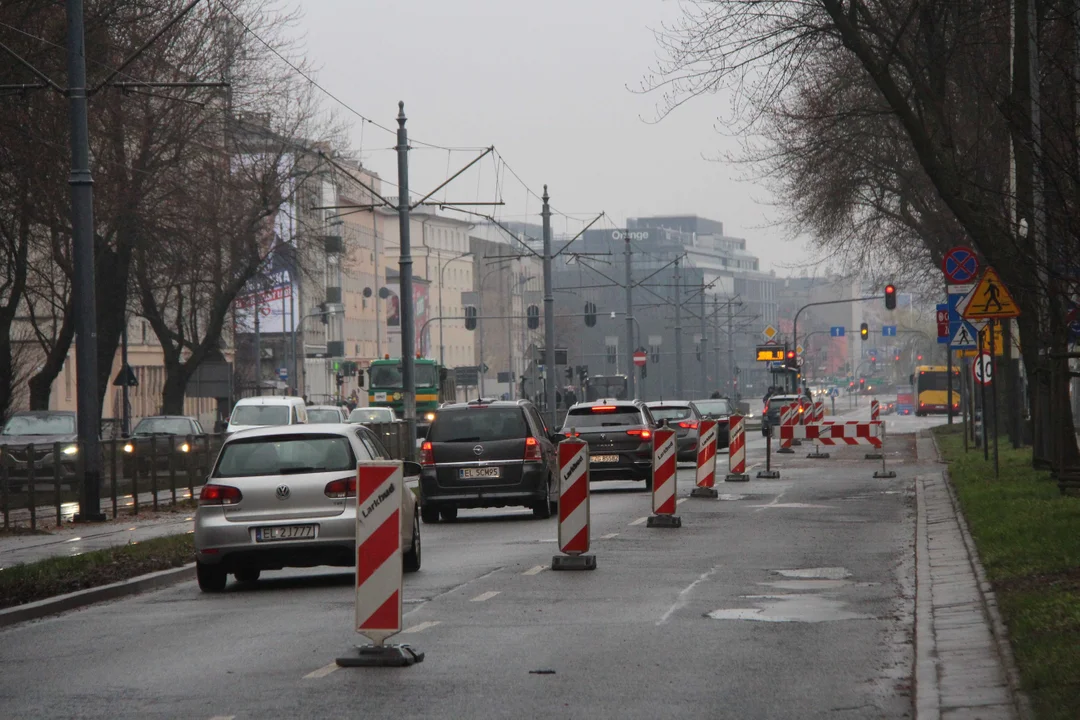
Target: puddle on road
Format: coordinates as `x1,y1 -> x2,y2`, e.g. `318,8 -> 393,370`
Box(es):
749,502 -> 837,509
718,494 -> 748,501
707,594 -> 873,623
775,567 -> 852,580
760,579 -> 851,591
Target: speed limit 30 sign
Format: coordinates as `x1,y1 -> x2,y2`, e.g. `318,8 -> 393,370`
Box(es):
973,352 -> 993,385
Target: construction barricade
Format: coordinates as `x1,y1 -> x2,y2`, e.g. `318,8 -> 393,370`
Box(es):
776,404 -> 797,454
776,421 -> 895,478
690,419 -> 719,498
552,437 -> 596,570
807,400 -> 830,459
337,461 -> 424,668
725,414 -> 750,482
866,400 -> 883,459
648,427 -> 681,528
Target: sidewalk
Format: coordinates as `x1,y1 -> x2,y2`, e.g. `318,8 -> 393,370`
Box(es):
0,505 -> 194,568
915,430 -> 1027,719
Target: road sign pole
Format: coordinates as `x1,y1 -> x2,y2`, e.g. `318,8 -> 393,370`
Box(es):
991,320 -> 1000,478
979,329 -> 988,461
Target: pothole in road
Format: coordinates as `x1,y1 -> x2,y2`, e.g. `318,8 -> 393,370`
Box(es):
775,566 -> 852,580
707,595 -> 873,623
760,579 -> 851,591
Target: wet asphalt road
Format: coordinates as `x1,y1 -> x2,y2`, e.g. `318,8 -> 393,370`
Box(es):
0,409 -> 946,719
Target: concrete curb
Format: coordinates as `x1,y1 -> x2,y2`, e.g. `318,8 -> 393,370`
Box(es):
913,473 -> 940,719
923,430 -> 1033,720
0,563 -> 195,630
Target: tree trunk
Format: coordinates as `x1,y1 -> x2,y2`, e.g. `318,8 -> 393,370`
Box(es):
160,365 -> 190,416
91,241 -> 131,424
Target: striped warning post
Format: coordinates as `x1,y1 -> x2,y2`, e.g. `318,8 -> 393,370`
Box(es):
647,427 -> 681,528
807,400 -> 830,459
725,414 -> 749,482
552,438 -> 595,570
813,401 -> 825,424
776,404 -> 797,453
354,462 -> 404,644
691,420 -> 719,498
870,399 -> 880,421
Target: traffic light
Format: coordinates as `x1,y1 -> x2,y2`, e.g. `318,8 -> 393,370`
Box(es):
526,305 -> 540,330
584,302 -> 597,327
695,342 -> 702,362
860,322 -> 868,340
894,353 -> 901,361
565,366 -> 573,381
785,349 -> 797,369
884,284 -> 896,311
317,302 -> 328,325
464,305 -> 477,331
859,377 -> 866,388
650,347 -> 660,364
335,373 -> 344,387
917,354 -> 923,361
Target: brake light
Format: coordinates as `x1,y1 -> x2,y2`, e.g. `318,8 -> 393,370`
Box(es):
524,436 -> 543,462
677,421 -> 699,429
420,441 -> 434,466
920,402 -> 926,407
199,484 -> 243,506
591,406 -> 617,412
563,431 -> 581,437
324,476 -> 357,498
626,429 -> 652,440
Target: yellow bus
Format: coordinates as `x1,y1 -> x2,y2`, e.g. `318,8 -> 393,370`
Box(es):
912,365 -> 960,416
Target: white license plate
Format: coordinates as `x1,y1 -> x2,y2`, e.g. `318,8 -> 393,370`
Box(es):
255,525 -> 316,542
591,454 -> 619,464
460,467 -> 501,479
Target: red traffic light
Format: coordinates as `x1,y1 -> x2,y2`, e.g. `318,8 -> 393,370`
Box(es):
786,350 -> 796,359
917,354 -> 923,361
884,284 -> 897,310
859,378 -> 865,385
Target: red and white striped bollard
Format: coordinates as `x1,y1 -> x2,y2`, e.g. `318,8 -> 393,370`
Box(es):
691,419 -> 719,498
725,414 -> 749,482
866,400 -> 883,459
552,437 -> 596,570
647,427 -> 681,528
337,461 -> 424,667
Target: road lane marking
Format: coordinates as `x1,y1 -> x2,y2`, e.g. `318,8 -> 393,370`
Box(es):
401,621 -> 441,634
676,498 -> 687,505
522,565 -> 547,576
599,532 -> 619,539
629,517 -> 648,526
755,491 -> 786,512
658,567 -> 718,625
471,591 -> 501,602
209,716 -> 236,720
303,663 -> 340,680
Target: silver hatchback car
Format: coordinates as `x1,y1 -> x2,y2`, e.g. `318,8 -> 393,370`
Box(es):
194,424 -> 421,592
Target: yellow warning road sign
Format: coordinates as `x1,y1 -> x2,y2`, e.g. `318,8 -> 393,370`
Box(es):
956,322 -> 1006,358
962,267 -> 1020,320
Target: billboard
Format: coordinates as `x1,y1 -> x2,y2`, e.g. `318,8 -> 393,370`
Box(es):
384,281 -> 431,358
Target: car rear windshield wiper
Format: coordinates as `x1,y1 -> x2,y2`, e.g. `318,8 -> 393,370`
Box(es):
278,466 -> 329,474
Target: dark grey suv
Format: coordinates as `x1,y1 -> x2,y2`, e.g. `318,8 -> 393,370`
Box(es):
418,400 -> 560,522
561,400 -> 656,489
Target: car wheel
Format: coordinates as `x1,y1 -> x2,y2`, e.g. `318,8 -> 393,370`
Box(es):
644,471 -> 654,492
440,506 -> 458,522
196,561 -> 227,593
420,505 -> 440,524
532,493 -> 553,519
234,568 -> 260,584
403,513 -> 421,572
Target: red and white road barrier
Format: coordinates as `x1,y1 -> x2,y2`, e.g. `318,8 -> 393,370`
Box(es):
648,427 -> 681,527
553,438 -> 595,570
779,421 -> 883,448
870,399 -> 880,422
725,414 -> 749,482
777,404 -> 798,452
806,400 -> 830,459
337,461 -> 425,668
866,400 -> 884,459
354,462 -> 404,644
692,419 -> 718,493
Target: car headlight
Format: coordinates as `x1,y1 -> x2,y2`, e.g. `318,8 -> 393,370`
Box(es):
424,412 -> 436,422
179,443 -> 191,453
123,443 -> 134,453
62,444 -> 78,456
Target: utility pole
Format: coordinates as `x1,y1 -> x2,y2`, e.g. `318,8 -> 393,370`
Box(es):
700,280 -> 707,397
674,257 -> 683,400
714,295 -> 723,395
624,234 -> 636,399
727,300 -> 735,400
396,102 -> 417,458
67,0 -> 104,522
542,187 -> 557,428
120,319 -> 130,437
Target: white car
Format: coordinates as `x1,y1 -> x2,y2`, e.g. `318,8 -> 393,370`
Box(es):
193,424 -> 421,592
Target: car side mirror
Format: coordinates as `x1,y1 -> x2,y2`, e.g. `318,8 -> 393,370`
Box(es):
402,460 -> 422,477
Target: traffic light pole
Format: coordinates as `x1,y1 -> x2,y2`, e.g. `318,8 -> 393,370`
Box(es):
791,295 -> 885,393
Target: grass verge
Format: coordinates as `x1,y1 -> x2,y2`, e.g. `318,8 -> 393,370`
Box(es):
932,425 -> 1080,719
0,533 -> 194,610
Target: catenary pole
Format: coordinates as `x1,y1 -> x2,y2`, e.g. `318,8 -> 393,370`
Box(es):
674,257 -> 683,400
624,234 -> 636,399
700,280 -> 707,397
396,103 -> 416,459
67,0 -> 105,522
542,187 -> 557,428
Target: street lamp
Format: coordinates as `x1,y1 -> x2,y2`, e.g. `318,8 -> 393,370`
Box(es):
438,249 -> 473,367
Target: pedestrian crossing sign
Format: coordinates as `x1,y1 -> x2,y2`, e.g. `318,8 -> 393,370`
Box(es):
949,321 -> 978,349
961,267 -> 1020,320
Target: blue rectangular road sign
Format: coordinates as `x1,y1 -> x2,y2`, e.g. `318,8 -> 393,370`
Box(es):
829,326 -> 845,337
937,303 -> 949,344
949,321 -> 978,349
882,325 -> 897,337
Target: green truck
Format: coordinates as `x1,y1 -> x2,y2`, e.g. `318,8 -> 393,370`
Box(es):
367,357 -> 456,434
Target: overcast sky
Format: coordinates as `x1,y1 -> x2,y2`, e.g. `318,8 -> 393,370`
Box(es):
295,0 -> 814,274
